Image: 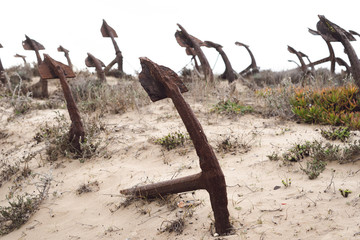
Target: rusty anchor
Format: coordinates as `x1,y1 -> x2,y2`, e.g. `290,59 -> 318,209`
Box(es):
85,53 -> 107,82
23,35 -> 48,98
307,28 -> 337,73
316,15 -> 360,85
336,57 -> 351,75
175,24 -> 214,82
204,40 -> 237,83
235,42 -> 259,76
101,20 -> 124,76
57,45 -> 73,70
287,45 -> 314,73
38,54 -> 84,153
120,57 -> 232,235
14,54 -> 27,64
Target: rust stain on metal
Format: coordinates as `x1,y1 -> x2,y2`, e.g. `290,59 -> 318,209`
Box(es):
120,57 -> 232,235
205,40 -> 236,82
57,45 -> 73,70
39,58 -> 75,79
175,24 -> 214,82
85,53 -> 107,82
316,15 -> 360,85
40,54 -> 84,153
235,42 -> 259,76
14,54 -> 27,64
101,19 -> 124,74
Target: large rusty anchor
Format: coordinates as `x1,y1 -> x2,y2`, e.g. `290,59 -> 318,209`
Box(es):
23,35 -> 48,98
316,15 -> 360,85
235,42 -> 259,76
101,20 -> 124,76
38,54 -> 84,154
120,57 -> 232,235
205,40 -> 237,82
85,53 -> 107,82
175,24 -> 214,82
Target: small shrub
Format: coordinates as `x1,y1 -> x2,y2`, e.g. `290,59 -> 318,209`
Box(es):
0,195 -> 38,235
0,173 -> 50,236
34,112 -> 103,161
321,127 -> 351,142
300,159 -> 327,179
256,85 -> 296,119
215,135 -> 251,155
211,99 -> 253,116
76,181 -> 100,195
290,84 -> 360,129
155,132 -> 189,151
158,218 -> 185,235
267,152 -> 280,161
339,188 -> 352,198
0,164 -> 19,187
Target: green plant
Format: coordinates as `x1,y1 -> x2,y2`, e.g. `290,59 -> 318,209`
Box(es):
321,127 -> 351,142
0,173 -> 50,236
300,159 -> 327,179
290,84 -> 360,129
155,132 -> 189,151
339,188 -> 352,198
282,178 -> 292,188
215,135 -> 251,155
283,142 -> 311,162
256,85 -> 296,119
211,99 -> 253,115
34,112 -> 103,161
0,195 -> 38,235
267,152 -> 280,161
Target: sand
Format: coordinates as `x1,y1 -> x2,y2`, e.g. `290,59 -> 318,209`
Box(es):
1,80 -> 360,240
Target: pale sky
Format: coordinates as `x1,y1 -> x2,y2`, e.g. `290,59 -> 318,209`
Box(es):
1,0 -> 360,75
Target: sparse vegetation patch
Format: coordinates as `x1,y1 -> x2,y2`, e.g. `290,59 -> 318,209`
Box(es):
211,99 -> 253,116
155,131 -> 190,151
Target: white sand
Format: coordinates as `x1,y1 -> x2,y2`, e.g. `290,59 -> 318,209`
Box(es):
1,81 -> 360,240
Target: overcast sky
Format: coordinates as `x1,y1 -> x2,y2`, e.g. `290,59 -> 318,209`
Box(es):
1,0 -> 359,75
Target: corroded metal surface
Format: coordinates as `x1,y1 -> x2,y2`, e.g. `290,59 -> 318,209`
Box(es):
101,19 -> 124,73
22,35 -> 44,64
23,35 -> 47,98
336,57 -> 351,74
41,54 -> 84,153
205,40 -> 236,82
235,41 -> 259,76
121,57 -> 232,235
308,28 -> 336,73
175,24 -> 214,82
85,53 -> 106,82
287,45 -> 310,73
349,30 -> 360,38
38,57 -> 75,79
317,15 -> 360,85
57,45 -> 73,70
